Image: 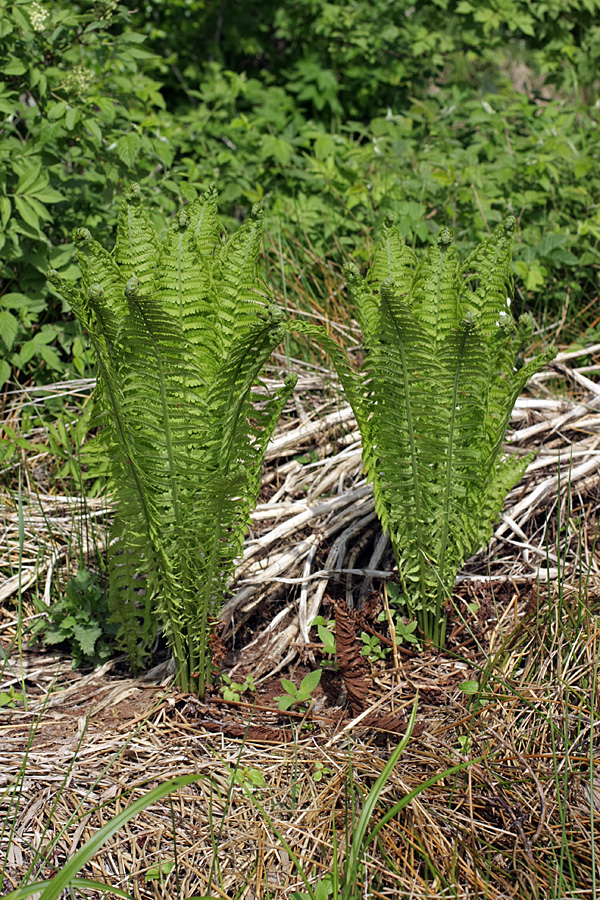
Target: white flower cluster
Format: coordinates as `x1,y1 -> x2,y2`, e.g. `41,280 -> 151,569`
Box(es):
62,65 -> 94,97
29,1 -> 50,32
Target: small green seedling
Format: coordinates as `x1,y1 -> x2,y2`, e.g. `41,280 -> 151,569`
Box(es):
359,632 -> 389,661
312,761 -> 332,783
0,686 -> 25,708
144,860 -> 174,883
292,875 -> 334,900
31,568 -> 118,669
459,679 -> 479,695
394,619 -> 419,647
231,766 -> 266,793
220,672 -> 256,703
312,615 -> 336,657
275,669 -> 322,712
380,583 -> 420,647
456,734 -> 470,754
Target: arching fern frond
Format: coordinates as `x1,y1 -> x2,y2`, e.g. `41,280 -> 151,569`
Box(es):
337,216 -> 555,645
48,184 -> 294,696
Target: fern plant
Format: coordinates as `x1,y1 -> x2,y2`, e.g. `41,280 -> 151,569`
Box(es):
315,215 -> 555,646
47,183 -> 296,697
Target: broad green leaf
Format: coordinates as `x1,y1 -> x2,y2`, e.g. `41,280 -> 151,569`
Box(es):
47,101 -> 68,120
0,359 -> 11,388
280,678 -> 296,695
65,107 -> 79,130
299,669 -> 322,696
2,59 -> 26,76
38,344 -> 62,370
0,310 -> 18,350
0,196 -> 11,227
459,679 -> 479,694
86,118 -> 102,143
14,196 -> 41,232
30,186 -> 65,204
116,133 -> 141,169
16,162 -> 43,195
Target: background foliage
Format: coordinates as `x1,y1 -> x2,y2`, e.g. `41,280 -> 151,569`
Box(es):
1,0 -> 599,389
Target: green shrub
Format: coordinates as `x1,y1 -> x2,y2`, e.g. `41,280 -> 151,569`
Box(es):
31,568 -> 117,669
0,0 -> 180,387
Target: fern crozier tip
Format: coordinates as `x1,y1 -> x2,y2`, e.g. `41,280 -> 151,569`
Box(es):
125,276 -> 140,299
74,227 -> 92,246
437,227 -> 453,247
88,284 -> 104,302
126,183 -> 142,204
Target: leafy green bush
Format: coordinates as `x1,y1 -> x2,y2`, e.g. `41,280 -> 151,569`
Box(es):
31,568 -> 117,669
0,0 -> 181,387
47,182 -> 296,697
134,0 -> 600,122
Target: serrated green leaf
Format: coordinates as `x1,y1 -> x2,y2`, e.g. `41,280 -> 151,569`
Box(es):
116,133 -> 141,169
0,196 -> 11,227
0,360 -> 11,388
14,196 -> 41,232
0,310 -> 18,350
72,622 -> 102,656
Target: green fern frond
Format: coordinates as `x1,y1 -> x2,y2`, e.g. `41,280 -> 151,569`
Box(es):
47,184 -> 293,696
188,182 -> 220,257
114,182 -> 160,293
213,204 -> 267,352
340,217 -> 556,645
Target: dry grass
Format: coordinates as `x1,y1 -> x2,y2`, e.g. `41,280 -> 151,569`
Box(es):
2,344 -> 600,898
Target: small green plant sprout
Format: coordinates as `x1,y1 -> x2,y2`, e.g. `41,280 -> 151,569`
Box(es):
275,669 -> 322,712
317,215 -> 556,648
312,615 -> 336,657
47,183 -> 297,698
230,766 -> 266,793
394,619 -> 420,647
359,631 -> 389,661
0,686 -> 25,709
313,761 -> 332,783
220,672 -> 256,703
456,734 -> 471,754
459,679 -> 480,695
292,876 -> 334,900
31,568 -> 117,669
144,860 -> 174,883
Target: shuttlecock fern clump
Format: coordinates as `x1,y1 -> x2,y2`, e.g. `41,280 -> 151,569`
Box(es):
47,183 -> 296,697
341,215 -> 555,646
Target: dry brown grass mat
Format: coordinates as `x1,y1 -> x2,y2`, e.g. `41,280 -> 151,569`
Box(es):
2,347 -> 600,898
